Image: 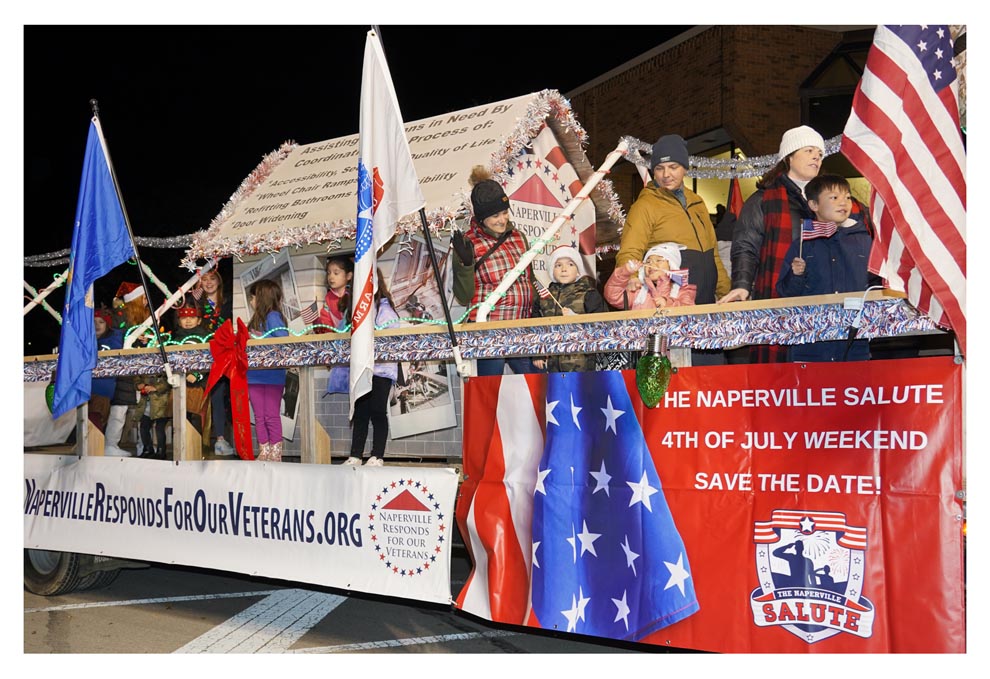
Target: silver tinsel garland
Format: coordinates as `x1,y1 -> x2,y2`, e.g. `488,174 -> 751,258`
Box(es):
22,298 -> 940,382
622,134 -> 844,180
25,235 -> 196,268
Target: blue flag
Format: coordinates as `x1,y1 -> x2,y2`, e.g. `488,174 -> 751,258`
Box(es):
51,119 -> 134,419
531,371 -> 699,641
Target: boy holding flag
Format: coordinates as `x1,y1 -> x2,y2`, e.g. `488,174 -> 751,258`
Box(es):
776,173 -> 883,362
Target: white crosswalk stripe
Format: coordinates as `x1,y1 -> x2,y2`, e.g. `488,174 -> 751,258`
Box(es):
173,589 -> 347,654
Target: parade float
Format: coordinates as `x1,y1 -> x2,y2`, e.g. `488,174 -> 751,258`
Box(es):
23,26 -> 965,653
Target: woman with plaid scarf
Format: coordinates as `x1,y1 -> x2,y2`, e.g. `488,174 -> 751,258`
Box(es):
717,126 -> 872,363
451,166 -> 541,377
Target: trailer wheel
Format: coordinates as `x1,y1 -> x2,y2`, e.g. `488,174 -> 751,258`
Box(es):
77,568 -> 120,591
23,549 -> 83,596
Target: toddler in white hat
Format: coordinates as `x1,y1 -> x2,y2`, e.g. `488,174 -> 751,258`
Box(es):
604,242 -> 697,310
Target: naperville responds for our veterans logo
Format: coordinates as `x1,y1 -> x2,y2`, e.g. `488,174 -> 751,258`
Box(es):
368,477 -> 447,577
751,510 -> 875,644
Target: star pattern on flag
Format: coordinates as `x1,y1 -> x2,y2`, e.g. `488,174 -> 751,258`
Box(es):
664,552 -> 691,597
627,471 -> 659,512
535,467 -> 551,496
611,590 -> 631,631
621,535 -> 640,576
546,399 -> 559,426
600,395 -> 625,434
562,594 -> 581,633
530,372 -> 699,641
570,393 -> 582,430
576,586 -> 591,622
589,460 -> 611,496
576,520 -> 601,558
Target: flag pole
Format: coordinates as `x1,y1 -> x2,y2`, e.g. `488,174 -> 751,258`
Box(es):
371,28 -> 469,378
417,209 -> 470,377
89,100 -> 176,385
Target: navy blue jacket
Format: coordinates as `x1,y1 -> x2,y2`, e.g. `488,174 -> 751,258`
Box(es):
776,220 -> 876,362
92,328 -> 124,399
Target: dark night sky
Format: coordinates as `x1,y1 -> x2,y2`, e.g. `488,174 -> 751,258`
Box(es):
21,24 -> 692,353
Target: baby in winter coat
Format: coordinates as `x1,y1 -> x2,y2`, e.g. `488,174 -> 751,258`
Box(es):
605,242 -> 697,310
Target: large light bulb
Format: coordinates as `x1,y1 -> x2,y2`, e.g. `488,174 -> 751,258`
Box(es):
636,334 -> 672,408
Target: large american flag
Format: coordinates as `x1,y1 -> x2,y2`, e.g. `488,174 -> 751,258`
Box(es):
841,25 -> 966,355
455,372 -> 699,641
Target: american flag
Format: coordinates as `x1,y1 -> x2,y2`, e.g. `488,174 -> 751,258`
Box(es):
299,300 -> 320,324
668,269 -> 689,287
456,372 -> 699,641
841,25 -> 966,354
534,279 -> 552,299
801,219 -> 838,241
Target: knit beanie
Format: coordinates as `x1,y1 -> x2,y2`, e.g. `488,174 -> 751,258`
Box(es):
778,125 -> 825,161
471,179 -> 510,222
94,307 -> 112,325
547,245 -> 587,282
644,243 -> 683,271
650,134 -> 690,171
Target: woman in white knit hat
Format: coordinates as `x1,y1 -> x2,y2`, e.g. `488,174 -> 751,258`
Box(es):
716,125 -> 871,363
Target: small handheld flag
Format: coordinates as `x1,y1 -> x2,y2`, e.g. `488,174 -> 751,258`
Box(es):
668,269 -> 689,288
534,279 -> 564,311
299,300 -> 320,325
801,219 -> 838,241
799,219 -> 838,259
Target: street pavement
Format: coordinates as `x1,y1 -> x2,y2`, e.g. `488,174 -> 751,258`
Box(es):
24,548 -> 654,655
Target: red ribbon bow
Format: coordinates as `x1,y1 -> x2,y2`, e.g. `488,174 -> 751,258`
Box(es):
206,318 -> 254,460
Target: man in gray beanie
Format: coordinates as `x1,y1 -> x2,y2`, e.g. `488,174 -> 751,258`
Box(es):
617,135 -> 728,302
614,134 -> 729,365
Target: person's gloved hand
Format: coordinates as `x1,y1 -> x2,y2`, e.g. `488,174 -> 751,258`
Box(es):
451,230 -> 474,267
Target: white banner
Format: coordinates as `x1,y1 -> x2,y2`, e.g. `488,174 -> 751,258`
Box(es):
218,94 -> 534,240
24,454 -> 458,604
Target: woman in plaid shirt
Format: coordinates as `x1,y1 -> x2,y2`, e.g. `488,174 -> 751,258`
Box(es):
452,166 -> 541,376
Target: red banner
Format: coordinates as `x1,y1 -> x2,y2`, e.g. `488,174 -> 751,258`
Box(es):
456,357 -> 964,652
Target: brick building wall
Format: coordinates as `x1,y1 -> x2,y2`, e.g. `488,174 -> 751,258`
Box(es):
570,26 -> 841,210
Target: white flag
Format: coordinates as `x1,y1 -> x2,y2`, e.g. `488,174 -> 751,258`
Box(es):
350,30 -> 425,418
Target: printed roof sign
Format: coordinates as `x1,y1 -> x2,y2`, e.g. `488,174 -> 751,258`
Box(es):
183,90 -> 624,266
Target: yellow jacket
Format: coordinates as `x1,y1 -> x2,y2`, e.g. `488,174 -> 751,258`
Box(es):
616,182 -> 730,302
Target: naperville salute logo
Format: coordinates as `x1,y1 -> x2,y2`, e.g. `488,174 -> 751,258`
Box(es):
751,510 -> 875,644
367,478 -> 447,577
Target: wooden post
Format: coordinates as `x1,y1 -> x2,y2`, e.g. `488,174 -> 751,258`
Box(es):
172,375 -> 187,460
298,366 -> 331,464
171,375 -> 203,461
76,403 -> 91,456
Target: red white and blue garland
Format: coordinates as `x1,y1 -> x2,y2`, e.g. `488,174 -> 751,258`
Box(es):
23,297 -> 938,382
